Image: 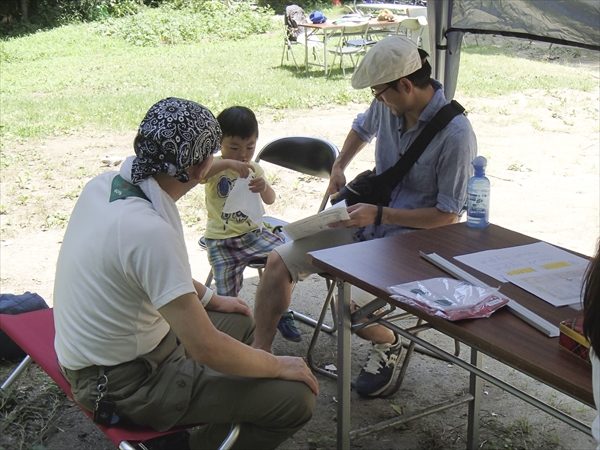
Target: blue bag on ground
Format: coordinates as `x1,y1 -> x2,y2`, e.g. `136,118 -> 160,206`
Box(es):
0,292 -> 49,360
310,11 -> 327,24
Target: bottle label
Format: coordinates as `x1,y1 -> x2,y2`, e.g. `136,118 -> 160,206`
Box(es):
467,191 -> 489,218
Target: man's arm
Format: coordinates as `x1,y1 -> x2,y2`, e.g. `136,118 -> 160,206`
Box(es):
159,293 -> 319,394
192,279 -> 251,316
329,204 -> 458,230
328,129 -> 368,195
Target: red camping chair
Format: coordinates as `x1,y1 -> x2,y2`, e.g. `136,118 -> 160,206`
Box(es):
0,308 -> 240,450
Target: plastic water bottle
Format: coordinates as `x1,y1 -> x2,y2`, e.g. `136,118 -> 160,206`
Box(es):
467,156 -> 490,228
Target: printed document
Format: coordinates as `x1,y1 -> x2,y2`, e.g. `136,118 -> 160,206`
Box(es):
282,201 -> 350,241
454,242 -> 589,307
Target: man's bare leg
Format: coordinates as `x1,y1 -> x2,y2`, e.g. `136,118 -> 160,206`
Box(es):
252,252 -> 294,352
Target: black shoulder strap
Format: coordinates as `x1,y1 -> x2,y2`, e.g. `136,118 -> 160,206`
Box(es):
376,99 -> 465,189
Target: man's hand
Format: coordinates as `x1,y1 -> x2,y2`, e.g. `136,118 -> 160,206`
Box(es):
206,293 -> 252,316
327,167 -> 346,196
229,161 -> 255,178
328,203 -> 377,229
248,176 -> 267,193
276,356 -> 319,395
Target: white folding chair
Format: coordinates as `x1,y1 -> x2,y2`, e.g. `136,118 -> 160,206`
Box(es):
327,22 -> 371,78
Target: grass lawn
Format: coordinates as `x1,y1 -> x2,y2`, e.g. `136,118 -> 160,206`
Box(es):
1,19 -> 597,143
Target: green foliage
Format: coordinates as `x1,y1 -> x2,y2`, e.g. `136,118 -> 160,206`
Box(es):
0,0 -> 143,36
1,13 -> 598,143
255,0 -> 336,15
0,0 -> 275,39
76,0 -> 143,21
90,2 -> 274,46
458,45 -> 598,97
0,22 -> 369,141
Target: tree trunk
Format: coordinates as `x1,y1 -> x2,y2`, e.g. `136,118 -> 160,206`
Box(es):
20,0 -> 29,23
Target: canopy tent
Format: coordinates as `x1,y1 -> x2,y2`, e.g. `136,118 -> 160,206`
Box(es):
427,0 -> 600,100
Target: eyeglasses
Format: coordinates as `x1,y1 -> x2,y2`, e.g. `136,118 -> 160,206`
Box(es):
370,84 -> 393,99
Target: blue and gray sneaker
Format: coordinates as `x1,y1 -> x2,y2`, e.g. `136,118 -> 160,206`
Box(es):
277,311 -> 302,342
355,335 -> 403,397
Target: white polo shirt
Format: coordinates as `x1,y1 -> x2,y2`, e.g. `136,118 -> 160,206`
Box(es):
54,172 -> 195,370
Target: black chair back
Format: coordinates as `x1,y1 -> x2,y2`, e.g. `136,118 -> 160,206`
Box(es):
255,136 -> 339,180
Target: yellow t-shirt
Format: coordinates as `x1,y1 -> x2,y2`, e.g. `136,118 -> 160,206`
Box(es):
204,156 -> 267,239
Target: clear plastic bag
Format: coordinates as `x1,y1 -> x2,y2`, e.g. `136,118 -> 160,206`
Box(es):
387,277 -> 508,321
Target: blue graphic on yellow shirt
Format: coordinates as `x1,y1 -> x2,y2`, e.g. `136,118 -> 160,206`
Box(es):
217,175 -> 251,230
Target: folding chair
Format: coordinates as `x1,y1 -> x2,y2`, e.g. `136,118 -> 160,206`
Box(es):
255,136 -> 340,331
0,308 -> 240,450
199,136 -> 341,333
281,8 -> 322,71
327,22 -> 371,78
358,21 -> 403,43
281,17 -> 301,70
399,16 -> 429,52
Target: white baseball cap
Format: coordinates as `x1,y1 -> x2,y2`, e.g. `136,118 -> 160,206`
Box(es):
351,35 -> 422,89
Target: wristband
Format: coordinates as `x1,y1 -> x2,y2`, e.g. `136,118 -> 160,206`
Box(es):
375,204 -> 383,227
200,287 -> 214,307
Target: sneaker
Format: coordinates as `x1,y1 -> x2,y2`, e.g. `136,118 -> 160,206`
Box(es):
277,311 -> 302,342
355,335 -> 403,397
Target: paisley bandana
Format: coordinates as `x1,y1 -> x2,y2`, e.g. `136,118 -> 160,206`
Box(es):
131,98 -> 222,184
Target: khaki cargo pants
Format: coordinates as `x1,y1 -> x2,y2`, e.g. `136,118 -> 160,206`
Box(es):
61,311 -> 315,450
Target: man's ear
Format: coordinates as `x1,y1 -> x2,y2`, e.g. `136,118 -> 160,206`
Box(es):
188,155 -> 213,182
398,78 -> 413,94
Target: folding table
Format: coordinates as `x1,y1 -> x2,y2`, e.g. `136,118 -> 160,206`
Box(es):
307,223 -> 594,449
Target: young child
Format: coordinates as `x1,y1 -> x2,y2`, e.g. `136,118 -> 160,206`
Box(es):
202,106 -> 301,342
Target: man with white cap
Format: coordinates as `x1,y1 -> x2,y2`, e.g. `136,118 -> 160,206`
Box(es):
252,36 -> 477,397
54,98 -> 318,449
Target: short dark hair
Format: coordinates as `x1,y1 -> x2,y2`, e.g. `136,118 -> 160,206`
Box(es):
404,48 -> 432,89
216,106 -> 259,141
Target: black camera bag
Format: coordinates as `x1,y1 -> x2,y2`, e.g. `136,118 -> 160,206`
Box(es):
332,100 -> 465,207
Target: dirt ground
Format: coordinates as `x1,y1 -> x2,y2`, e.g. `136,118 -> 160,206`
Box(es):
1,38 -> 599,450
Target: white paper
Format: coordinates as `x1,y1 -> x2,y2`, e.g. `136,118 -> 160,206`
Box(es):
282,201 -> 350,241
222,176 -> 265,230
454,242 -> 589,307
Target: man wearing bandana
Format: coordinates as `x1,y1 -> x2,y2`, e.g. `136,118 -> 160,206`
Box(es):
53,98 -> 318,450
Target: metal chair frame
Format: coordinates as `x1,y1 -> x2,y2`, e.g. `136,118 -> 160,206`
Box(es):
0,308 -> 240,450
281,18 -> 322,71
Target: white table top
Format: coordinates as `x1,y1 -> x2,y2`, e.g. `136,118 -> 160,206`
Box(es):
356,3 -> 426,16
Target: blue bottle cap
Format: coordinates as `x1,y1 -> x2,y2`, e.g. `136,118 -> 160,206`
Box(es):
472,156 -> 487,168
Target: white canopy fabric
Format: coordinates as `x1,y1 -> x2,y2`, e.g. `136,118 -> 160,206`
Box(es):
427,0 -> 600,100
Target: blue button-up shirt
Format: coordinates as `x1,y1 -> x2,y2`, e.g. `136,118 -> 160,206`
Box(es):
352,80 -> 478,239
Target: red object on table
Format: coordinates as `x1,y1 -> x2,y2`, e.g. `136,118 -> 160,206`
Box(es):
559,317 -> 591,364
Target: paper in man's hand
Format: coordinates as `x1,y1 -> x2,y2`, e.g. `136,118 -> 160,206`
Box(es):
222,176 -> 265,230
282,201 -> 350,241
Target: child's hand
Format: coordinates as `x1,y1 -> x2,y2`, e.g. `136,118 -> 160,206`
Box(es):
229,161 -> 255,178
249,177 -> 267,193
